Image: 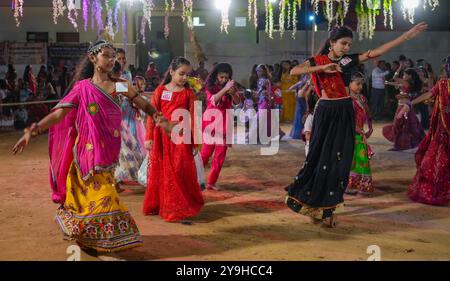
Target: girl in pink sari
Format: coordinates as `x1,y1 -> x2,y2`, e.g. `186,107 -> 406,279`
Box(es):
405,57 -> 450,206
13,40 -> 172,254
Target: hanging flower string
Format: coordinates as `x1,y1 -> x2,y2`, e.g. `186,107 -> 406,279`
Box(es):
143,0 -> 154,32
94,0 -> 104,35
105,1 -> 114,39
356,0 -> 380,40
279,0 -> 286,38
219,0 -> 231,33
264,0 -> 275,39
248,0 -> 258,28
52,0 -> 66,25
164,0 -> 170,38
291,0 -> 302,39
140,16 -> 147,44
13,0 -> 24,27
7,0 -> 441,41
67,0 -> 79,30
383,0 -> 394,30
182,0 -> 194,30
114,3 -> 120,34
82,0 -> 89,31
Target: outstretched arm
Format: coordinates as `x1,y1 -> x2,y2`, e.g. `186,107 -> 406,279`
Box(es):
359,22 -> 428,63
12,107 -> 72,154
412,91 -> 433,106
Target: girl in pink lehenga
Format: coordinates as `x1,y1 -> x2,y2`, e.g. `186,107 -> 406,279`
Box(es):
383,68 -> 425,151
404,57 -> 450,206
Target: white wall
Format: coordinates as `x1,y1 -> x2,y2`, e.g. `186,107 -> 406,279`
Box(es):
185,29 -> 449,86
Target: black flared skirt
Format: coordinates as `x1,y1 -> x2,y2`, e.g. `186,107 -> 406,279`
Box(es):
286,97 -> 356,219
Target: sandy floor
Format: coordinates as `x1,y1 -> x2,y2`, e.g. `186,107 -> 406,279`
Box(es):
0,123 -> 449,261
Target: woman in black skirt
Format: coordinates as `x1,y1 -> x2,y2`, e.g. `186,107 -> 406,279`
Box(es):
285,23 -> 428,227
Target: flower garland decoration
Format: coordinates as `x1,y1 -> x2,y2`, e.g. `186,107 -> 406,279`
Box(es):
265,0 -> 275,39
279,0 -> 286,38
292,0 -> 302,38
141,0 -> 154,40
82,0 -> 89,31
105,1 -> 114,39
52,0 -> 66,25
164,0 -> 170,39
12,0 -> 24,27
248,0 -> 258,28
182,0 -> 194,30
311,0 -> 320,15
356,0 -> 380,40
122,9 -> 128,47
67,0 -> 79,30
114,2 -> 120,34
383,0 -> 394,30
219,0 -> 231,33
94,0 -> 104,34
401,0 -> 440,24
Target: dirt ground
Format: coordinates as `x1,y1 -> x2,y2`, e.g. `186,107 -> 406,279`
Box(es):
0,123 -> 449,261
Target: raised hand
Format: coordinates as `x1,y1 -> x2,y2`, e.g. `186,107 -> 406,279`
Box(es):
224,80 -> 235,91
404,22 -> 428,40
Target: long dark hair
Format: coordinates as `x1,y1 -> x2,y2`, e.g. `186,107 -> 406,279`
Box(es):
66,40 -> 115,94
249,64 -> 258,90
404,68 -> 423,94
23,65 -> 32,81
161,56 -> 191,86
317,26 -> 354,55
205,63 -> 233,92
256,64 -> 271,80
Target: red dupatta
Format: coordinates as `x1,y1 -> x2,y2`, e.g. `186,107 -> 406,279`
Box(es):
310,55 -> 348,99
430,79 -> 450,136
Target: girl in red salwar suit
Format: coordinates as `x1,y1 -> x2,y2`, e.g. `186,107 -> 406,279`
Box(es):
143,57 -> 204,222
201,63 -> 242,191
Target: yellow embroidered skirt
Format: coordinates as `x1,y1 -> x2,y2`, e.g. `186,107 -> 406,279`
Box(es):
55,162 -> 143,252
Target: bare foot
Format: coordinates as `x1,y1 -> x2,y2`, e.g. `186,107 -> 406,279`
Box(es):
322,215 -> 338,228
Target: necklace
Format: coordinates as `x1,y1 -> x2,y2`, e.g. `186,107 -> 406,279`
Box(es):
328,52 -> 343,61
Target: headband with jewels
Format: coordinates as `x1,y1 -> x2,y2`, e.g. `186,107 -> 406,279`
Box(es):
87,41 -> 114,55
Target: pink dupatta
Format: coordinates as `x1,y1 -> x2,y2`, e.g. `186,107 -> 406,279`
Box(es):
48,79 -> 122,203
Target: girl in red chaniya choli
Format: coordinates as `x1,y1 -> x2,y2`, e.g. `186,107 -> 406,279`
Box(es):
406,67 -> 450,206
347,72 -> 375,194
143,57 -> 204,222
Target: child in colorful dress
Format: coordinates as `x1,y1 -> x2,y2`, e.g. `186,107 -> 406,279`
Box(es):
271,79 -> 285,140
115,61 -> 147,189
256,64 -> 273,141
383,68 -> 425,151
12,40 -> 172,253
239,90 -> 258,143
346,72 -> 374,195
201,63 -> 242,191
143,57 -> 204,223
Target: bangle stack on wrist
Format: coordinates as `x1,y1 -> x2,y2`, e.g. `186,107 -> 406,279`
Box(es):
24,122 -> 42,137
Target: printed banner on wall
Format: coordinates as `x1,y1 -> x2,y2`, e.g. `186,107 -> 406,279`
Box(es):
7,42 -> 47,65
